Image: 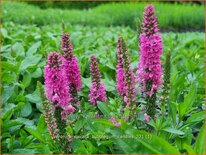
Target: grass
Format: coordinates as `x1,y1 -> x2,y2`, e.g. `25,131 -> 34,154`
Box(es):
2,2 -> 204,31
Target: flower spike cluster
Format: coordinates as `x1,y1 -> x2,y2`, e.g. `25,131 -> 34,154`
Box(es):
116,37 -> 136,106
61,33 -> 82,106
137,4 -> 163,118
89,55 -> 107,106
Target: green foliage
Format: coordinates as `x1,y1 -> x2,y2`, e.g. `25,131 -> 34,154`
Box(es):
27,1 -> 108,9
194,124 -> 205,154
2,2 -> 204,31
1,23 -> 205,154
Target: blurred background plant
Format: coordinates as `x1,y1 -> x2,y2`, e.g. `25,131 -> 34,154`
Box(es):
2,1 -> 204,31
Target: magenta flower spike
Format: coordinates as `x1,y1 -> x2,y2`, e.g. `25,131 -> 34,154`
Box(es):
44,52 -> 76,121
137,4 -> 163,118
116,37 -> 136,106
44,52 -> 70,109
89,55 -> 107,106
61,33 -> 82,106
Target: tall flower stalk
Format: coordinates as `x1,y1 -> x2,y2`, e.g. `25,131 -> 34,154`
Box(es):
89,55 -> 107,106
160,51 -> 171,117
43,53 -> 73,153
136,5 -> 163,119
37,82 -> 60,144
61,33 -> 82,108
116,37 -> 136,106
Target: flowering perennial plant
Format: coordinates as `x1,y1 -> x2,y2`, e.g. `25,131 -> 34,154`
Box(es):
137,4 -> 163,118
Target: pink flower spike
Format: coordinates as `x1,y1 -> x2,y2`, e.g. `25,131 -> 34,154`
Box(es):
61,33 -> 82,92
61,32 -> 82,107
144,113 -> 151,122
137,33 -> 162,96
62,56 -> 82,92
44,52 -> 70,110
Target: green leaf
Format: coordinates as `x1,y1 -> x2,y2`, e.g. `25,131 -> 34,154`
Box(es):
27,41 -> 41,56
82,77 -> 91,88
194,124 -> 205,154
37,115 -> 46,133
20,54 -> 42,71
93,119 -> 114,127
179,84 -> 197,120
74,118 -> 86,134
2,103 -> 16,120
2,85 -> 15,103
11,148 -> 37,154
97,102 -> 110,117
22,71 -> 32,88
2,120 -> 23,133
26,143 -> 52,154
12,42 -> 25,58
123,129 -> 180,154
1,61 -> 20,73
1,28 -> 11,39
101,78 -> 115,92
110,129 -> 142,154
31,68 -> 42,78
25,126 -> 45,142
162,127 -> 185,135
185,111 -> 205,125
72,139 -> 88,154
66,125 -> 73,136
25,87 -> 42,112
183,143 -> 195,154
82,140 -> 97,153
15,118 -> 34,126
138,130 -> 180,154
20,102 -> 32,117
